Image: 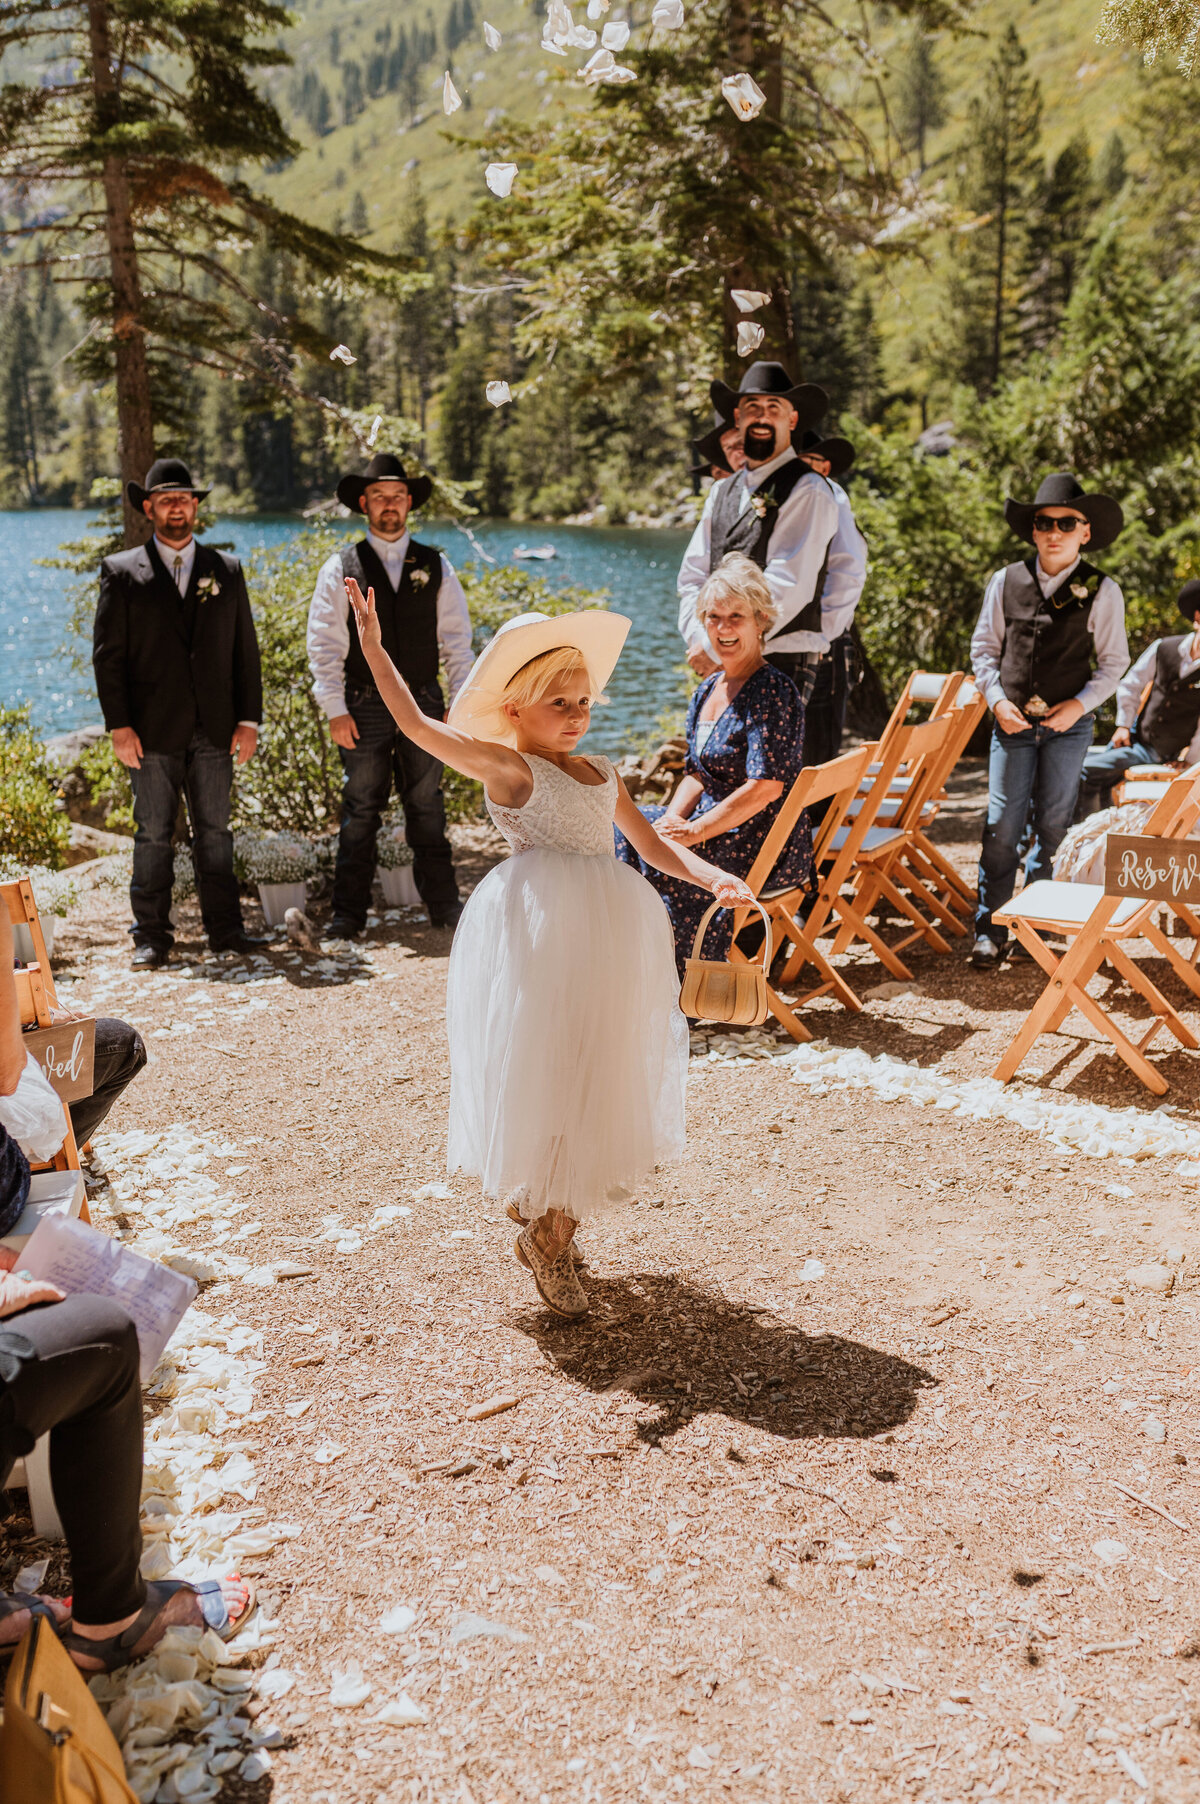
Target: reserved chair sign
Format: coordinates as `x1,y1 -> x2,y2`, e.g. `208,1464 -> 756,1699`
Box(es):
1103,833 -> 1200,903
21,1018 -> 96,1103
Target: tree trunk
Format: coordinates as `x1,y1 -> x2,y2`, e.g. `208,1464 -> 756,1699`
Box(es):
722,0 -> 794,374
88,0 -> 154,546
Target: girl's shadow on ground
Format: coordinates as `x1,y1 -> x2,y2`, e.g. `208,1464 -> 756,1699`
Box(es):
516,1273 -> 935,1446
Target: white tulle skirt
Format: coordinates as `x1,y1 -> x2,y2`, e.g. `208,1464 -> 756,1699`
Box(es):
446,849 -> 689,1221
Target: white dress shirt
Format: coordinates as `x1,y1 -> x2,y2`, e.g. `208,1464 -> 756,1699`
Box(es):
307,529 -> 474,719
820,479 -> 868,643
1117,632 -> 1200,762
677,447 -> 841,656
154,534 -> 196,591
970,555 -> 1129,717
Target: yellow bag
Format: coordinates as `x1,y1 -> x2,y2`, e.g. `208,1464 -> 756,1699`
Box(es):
0,1612 -> 137,1803
679,898 -> 773,1027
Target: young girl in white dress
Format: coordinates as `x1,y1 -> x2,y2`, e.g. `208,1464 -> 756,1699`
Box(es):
344,582 -> 755,1320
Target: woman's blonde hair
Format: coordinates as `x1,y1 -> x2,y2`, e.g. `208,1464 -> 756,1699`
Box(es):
695,552 -> 778,633
501,644 -> 596,712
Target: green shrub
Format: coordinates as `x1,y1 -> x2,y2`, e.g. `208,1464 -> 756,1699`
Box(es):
76,736 -> 135,834
0,707 -> 70,868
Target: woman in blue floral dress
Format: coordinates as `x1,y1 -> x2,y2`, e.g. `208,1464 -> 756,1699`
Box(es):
616,553 -> 813,974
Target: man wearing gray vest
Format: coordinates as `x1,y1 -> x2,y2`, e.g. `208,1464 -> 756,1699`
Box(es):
1077,581 -> 1200,813
307,453 -> 474,936
677,363 -> 838,755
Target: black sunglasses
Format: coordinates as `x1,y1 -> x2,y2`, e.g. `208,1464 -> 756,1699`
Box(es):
1032,513 -> 1087,534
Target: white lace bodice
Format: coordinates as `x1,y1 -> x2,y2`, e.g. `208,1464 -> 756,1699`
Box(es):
486,754 -> 617,856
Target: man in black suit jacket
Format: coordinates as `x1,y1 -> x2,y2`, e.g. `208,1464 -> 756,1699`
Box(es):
93,458 -> 264,968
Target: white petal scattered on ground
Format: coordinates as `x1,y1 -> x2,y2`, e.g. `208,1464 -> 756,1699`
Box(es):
486,380 -> 513,406
367,415 -> 382,447
380,1604 -> 418,1635
329,344 -> 356,364
801,1258 -> 826,1280
283,1399 -> 311,1418
651,0 -> 684,25
736,320 -> 765,357
330,1663 -> 373,1707
312,1440 -> 347,1465
374,1694 -> 427,1726
864,980 -> 924,1001
14,1559 -> 50,1593
1027,1722 -> 1064,1747
1115,1748 -> 1149,1789
448,1612 -> 531,1646
443,71 -> 462,113
1126,1262 -> 1173,1291
484,20 -> 502,48
255,1669 -> 297,1700
485,161 -> 518,197
414,1182 -> 452,1201
721,71 -> 767,119
1143,1414 -> 1167,1441
601,20 -> 630,48
731,287 -> 771,312
1092,1539 -> 1129,1565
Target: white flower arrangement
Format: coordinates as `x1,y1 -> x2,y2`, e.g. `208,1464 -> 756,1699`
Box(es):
197,574 -> 221,601
94,851 -> 134,893
375,821 -> 414,869
232,828 -> 318,886
0,859 -> 79,918
408,564 -> 432,588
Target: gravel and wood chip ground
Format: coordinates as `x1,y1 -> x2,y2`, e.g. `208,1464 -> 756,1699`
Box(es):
7,759 -> 1200,1803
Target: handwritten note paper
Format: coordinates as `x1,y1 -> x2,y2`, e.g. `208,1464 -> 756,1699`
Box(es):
1104,833 -> 1200,903
19,1216 -> 197,1379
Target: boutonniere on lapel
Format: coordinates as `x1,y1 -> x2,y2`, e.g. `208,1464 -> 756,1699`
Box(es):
749,493 -> 774,521
196,574 -> 221,602
408,564 -> 432,588
1069,581 -> 1090,599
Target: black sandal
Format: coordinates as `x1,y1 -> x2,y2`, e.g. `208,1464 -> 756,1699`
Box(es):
59,1577 -> 255,1673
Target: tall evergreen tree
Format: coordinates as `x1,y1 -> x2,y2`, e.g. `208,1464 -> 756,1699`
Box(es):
938,22 -> 1042,395
894,27 -> 947,172
0,1 -> 405,542
391,177 -> 452,437
1095,129 -> 1128,199
1018,133 -> 1096,354
0,291 -> 58,502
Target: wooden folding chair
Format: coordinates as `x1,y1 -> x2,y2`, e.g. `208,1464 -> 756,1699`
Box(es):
824,712 -> 963,978
3,878 -> 87,1196
992,770 -> 1200,1095
883,679 -> 987,929
723,745 -> 875,1040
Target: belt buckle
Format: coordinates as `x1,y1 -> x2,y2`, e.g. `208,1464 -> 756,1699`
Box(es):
1024,694 -> 1049,720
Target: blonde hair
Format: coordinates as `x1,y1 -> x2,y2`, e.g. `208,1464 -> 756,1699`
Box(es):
695,552 -> 778,633
501,644 -> 596,712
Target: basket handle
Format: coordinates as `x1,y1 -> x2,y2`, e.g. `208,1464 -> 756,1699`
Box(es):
689,897 -> 773,973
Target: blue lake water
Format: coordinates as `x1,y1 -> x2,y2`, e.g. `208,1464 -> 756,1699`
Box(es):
0,511 -> 693,758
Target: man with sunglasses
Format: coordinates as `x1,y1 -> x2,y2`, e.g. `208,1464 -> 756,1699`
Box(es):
969,472 -> 1128,969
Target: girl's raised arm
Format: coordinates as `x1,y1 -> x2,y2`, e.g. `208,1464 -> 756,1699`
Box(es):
345,577 -> 530,802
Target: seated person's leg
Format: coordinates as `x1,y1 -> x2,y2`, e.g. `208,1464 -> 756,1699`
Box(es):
1078,737 -> 1154,814
69,1017 -> 147,1148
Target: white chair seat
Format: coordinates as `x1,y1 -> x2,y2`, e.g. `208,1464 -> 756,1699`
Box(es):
1117,781 -> 1172,801
830,824 -> 905,854
1122,765 -> 1177,781
994,880 -> 1146,929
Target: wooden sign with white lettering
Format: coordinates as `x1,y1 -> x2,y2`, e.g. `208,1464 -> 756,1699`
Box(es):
1104,834 -> 1200,903
21,1019 -> 96,1103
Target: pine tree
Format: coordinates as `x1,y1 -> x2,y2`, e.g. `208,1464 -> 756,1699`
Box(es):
894,28 -> 947,172
1018,132 -> 1096,354
1097,0 -> 1200,78
391,176 -> 452,437
1095,130 -> 1128,199
0,289 -> 58,503
938,22 -> 1042,395
0,1 -> 405,543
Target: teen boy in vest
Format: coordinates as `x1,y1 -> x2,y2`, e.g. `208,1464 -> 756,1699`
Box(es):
677,364 -> 838,757
970,473 -> 1128,969
307,453 -> 474,936
1077,580 -> 1200,813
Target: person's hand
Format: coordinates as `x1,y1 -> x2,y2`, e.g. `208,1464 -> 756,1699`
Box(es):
1111,726 -> 1132,749
345,577 -> 382,654
687,647 -> 719,678
710,873 -> 756,908
993,700 -> 1027,736
655,813 -> 696,844
230,724 -> 257,766
329,713 -> 360,749
1043,697 -> 1085,733
0,1253 -> 65,1318
111,726 -> 143,770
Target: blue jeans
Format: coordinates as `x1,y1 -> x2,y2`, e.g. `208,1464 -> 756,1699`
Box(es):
1078,735 -> 1162,813
976,714 -> 1095,943
331,684 -> 459,930
129,731 -> 242,950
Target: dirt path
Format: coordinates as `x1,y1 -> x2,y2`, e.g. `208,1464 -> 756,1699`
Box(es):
29,773 -> 1200,1802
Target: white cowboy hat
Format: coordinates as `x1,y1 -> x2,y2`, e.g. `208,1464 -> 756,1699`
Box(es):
447,609 -> 631,746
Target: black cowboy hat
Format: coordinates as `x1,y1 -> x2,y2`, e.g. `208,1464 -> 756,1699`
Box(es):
796,427 -> 855,480
336,452 -> 433,514
1004,472 -> 1124,553
691,413 -> 739,477
1179,579 -> 1200,624
710,362 -> 829,435
126,457 -> 210,511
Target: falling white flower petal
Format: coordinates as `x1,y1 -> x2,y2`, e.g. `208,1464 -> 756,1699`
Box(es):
329,344 -> 356,365
367,415 -> 382,447
722,71 -> 767,119
486,380 -> 513,407
566,22 -> 597,45
541,35 -> 568,54
443,71 -> 462,113
587,0 -> 610,15
483,20 -> 502,48
731,287 -> 771,313
601,20 -> 630,48
736,320 -> 765,356
582,46 -> 615,80
485,161 -> 518,197
651,0 -> 684,25
606,61 -> 637,83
